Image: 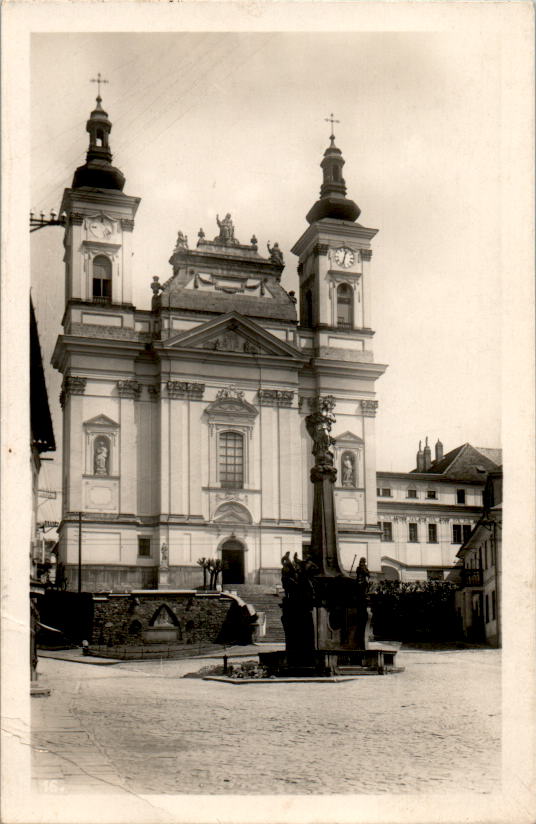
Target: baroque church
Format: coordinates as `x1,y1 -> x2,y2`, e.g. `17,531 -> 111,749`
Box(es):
52,92 -> 387,591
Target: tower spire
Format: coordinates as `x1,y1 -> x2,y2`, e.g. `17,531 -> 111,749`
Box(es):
71,80 -> 125,192
305,118 -> 361,224
325,112 -> 340,146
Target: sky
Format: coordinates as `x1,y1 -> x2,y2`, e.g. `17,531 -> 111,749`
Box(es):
30,28 -> 504,517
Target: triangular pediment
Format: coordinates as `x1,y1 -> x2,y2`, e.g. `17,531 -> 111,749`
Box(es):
335,430 -> 364,446
162,312 -> 303,360
83,414 -> 119,429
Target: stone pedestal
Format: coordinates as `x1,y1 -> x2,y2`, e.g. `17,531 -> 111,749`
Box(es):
158,568 -> 171,589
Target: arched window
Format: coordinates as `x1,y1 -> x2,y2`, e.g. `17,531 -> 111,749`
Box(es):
96,129 -> 104,147
93,435 -> 111,476
336,283 -> 353,328
219,431 -> 244,488
332,164 -> 340,182
92,255 -> 112,301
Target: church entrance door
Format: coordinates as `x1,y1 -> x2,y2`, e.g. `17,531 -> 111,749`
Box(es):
221,539 -> 245,585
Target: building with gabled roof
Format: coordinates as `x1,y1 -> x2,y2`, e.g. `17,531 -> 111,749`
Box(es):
376,439 -> 501,582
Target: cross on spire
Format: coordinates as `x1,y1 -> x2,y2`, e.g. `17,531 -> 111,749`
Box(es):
90,73 -> 108,100
325,113 -> 340,142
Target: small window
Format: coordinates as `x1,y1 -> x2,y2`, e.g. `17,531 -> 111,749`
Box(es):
407,488 -> 418,499
426,490 -> 437,500
408,523 -> 418,543
378,487 -> 392,498
92,255 -> 112,301
427,569 -> 443,581
457,489 -> 466,504
219,431 -> 244,488
452,524 -> 462,544
336,283 -> 353,328
428,524 -> 438,543
138,537 -> 151,558
380,522 -> 393,542
491,590 -> 496,620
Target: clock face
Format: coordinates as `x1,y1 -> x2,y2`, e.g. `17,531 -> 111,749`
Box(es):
334,247 -> 355,268
88,217 -> 114,240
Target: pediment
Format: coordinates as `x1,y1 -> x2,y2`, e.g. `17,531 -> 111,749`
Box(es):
83,414 -> 119,429
335,430 -> 364,446
213,502 -> 252,524
162,312 -> 302,360
205,386 -> 258,419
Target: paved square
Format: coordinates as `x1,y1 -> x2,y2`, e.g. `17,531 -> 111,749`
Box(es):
32,648 -> 500,795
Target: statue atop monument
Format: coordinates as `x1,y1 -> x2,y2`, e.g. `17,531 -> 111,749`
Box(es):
215,213 -> 239,245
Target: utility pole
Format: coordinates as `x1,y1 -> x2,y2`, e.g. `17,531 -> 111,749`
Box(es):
78,511 -> 82,593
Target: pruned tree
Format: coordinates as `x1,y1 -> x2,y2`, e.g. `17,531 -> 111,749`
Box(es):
197,557 -> 209,590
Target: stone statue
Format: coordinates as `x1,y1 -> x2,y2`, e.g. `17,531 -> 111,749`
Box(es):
355,557 -> 370,597
94,442 -> 109,475
151,276 -> 162,296
160,542 -> 169,569
216,213 -> 237,244
174,230 -> 188,251
342,454 -> 355,487
267,241 -> 284,265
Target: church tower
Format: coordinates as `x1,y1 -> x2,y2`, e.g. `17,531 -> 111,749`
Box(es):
60,86 -> 140,314
292,119 -> 387,573
53,87 -> 144,592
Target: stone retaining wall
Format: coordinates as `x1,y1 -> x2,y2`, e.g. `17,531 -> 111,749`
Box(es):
91,592 -> 234,647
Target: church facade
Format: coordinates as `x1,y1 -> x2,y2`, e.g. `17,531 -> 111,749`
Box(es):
52,95 -> 387,592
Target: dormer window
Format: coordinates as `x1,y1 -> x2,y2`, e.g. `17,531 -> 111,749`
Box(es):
407,487 -> 418,499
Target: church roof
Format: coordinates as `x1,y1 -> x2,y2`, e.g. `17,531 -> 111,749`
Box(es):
410,443 -> 502,482
155,216 -> 297,323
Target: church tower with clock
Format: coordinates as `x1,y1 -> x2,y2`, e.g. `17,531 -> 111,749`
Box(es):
292,123 -> 387,568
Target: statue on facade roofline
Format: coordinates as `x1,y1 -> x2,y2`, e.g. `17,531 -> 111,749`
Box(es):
174,230 -> 188,251
216,213 -> 238,245
267,241 -> 284,266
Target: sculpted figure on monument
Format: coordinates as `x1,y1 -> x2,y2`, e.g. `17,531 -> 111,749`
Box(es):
160,542 -> 169,569
355,557 -> 370,597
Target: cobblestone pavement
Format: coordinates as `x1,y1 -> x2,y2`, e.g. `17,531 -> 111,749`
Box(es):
32,648 -> 501,795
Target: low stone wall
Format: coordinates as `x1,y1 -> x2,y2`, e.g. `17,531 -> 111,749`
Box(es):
91,592 -> 236,647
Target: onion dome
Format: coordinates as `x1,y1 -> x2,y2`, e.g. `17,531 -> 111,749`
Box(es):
306,132 -> 361,224
72,94 -> 125,191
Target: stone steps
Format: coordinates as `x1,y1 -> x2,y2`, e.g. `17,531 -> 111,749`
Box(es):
228,585 -> 285,642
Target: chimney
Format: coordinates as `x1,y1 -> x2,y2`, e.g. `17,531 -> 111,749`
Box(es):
435,439 -> 444,463
416,440 -> 425,472
423,436 -> 432,470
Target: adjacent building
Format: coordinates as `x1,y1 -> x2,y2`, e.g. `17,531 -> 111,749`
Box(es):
30,298 -> 56,592
377,441 -> 502,582
455,469 -> 502,646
